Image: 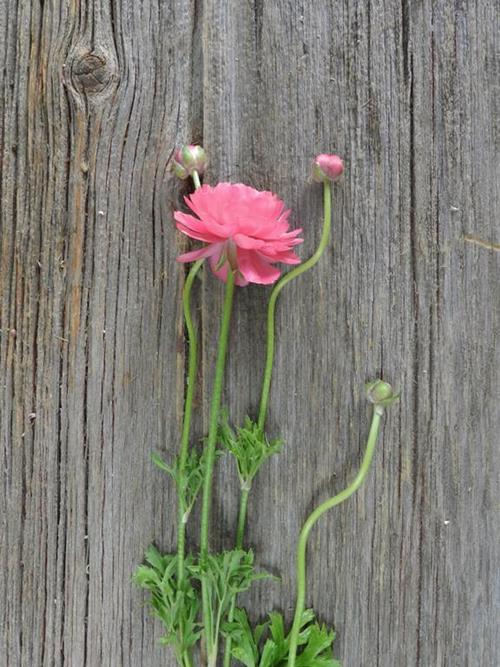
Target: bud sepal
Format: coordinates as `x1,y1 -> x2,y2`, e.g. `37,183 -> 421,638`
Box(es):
171,144 -> 207,180
365,379 -> 400,410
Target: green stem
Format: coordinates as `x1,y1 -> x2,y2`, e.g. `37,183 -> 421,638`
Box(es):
177,258 -> 204,583
223,488 -> 250,667
176,172 -> 203,667
258,180 -> 332,431
287,406 -> 384,667
192,169 -> 201,190
176,261 -> 202,667
200,268 -> 236,664
235,488 -> 249,548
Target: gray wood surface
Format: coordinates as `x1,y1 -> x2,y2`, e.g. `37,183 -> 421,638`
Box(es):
1,1 -> 499,665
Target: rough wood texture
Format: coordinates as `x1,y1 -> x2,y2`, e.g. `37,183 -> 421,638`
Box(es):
1,1 -> 499,666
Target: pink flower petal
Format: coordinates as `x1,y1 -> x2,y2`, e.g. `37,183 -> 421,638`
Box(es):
176,243 -> 222,263
261,249 -> 301,265
232,233 -> 266,250
174,212 -> 222,242
237,249 -> 281,285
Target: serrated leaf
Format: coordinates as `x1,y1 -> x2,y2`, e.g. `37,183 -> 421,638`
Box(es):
218,412 -> 283,488
144,544 -> 168,570
226,607 -> 341,667
151,452 -> 175,476
133,546 -> 202,658
193,550 -> 272,661
259,639 -> 278,667
268,611 -> 285,646
132,564 -> 159,588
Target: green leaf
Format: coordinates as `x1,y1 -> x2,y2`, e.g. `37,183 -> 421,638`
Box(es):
224,608 -> 261,667
225,607 -> 341,667
144,544 -> 173,572
191,550 -> 272,654
151,448 -> 221,522
259,639 -> 278,667
218,411 -> 283,488
295,623 -> 336,666
151,452 -> 175,476
133,547 -> 202,657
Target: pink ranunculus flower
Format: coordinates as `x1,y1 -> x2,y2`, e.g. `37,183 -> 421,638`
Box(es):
175,183 -> 303,286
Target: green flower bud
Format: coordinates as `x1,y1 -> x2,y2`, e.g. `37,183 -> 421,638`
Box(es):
171,161 -> 189,179
365,379 -> 400,409
171,144 -> 207,179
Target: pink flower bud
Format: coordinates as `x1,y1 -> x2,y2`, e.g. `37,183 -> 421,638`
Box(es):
311,153 -> 344,183
171,144 -> 207,179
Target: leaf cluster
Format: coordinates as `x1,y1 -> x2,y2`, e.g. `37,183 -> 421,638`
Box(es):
218,411 -> 283,490
133,546 -> 201,660
190,549 -> 272,655
152,448 -> 219,522
223,607 -> 341,667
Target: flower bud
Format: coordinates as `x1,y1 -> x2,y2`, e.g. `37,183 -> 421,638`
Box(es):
365,379 -> 399,409
171,144 -> 207,179
171,161 -> 189,179
312,153 -> 344,183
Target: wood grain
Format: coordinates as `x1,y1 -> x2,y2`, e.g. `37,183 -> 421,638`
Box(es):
1,1 -> 499,665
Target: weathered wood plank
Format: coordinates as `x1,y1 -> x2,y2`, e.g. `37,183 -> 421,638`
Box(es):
201,2 -> 500,667
1,1 -> 499,666
1,1 -> 199,665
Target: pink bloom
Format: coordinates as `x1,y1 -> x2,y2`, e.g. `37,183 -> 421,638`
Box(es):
312,154 -> 344,182
175,183 -> 303,286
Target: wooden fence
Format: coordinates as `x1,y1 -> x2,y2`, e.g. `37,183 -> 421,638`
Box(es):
1,1 -> 499,665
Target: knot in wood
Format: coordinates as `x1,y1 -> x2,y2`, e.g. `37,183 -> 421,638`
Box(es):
71,52 -> 112,94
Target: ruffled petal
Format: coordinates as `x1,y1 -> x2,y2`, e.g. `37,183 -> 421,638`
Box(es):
259,247 -> 302,264
176,243 -> 222,263
272,251 -> 301,265
237,249 -> 281,285
233,233 -> 266,250
174,212 -> 222,243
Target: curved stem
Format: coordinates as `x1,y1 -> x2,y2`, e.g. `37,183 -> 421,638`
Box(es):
287,406 -> 384,667
223,488 -> 250,667
200,269 -> 236,664
177,258 -> 204,583
258,181 -> 332,431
